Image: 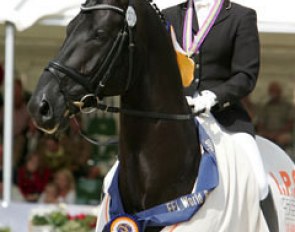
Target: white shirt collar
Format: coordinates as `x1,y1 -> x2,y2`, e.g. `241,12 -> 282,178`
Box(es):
193,0 -> 214,26
194,0 -> 214,7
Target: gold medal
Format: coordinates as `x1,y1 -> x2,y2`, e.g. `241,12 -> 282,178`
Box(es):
176,51 -> 195,87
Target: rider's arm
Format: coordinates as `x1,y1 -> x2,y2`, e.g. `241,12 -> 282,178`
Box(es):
209,9 -> 260,108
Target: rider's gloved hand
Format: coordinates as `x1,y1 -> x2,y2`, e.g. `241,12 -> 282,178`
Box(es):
186,90 -> 217,114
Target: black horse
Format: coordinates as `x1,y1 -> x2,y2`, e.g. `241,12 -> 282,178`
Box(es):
28,0 -> 201,231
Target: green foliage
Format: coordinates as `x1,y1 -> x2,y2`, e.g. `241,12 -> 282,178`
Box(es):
47,211 -> 68,227
31,211 -> 97,232
31,215 -> 50,226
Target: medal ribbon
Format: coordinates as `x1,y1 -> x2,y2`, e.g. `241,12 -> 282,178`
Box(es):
103,119 -> 219,231
182,0 -> 224,57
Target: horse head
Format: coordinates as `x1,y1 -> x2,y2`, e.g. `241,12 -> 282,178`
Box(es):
28,0 -> 135,133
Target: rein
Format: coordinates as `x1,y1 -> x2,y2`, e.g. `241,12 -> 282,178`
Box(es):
72,92 -> 199,146
72,94 -> 201,146
78,94 -> 198,120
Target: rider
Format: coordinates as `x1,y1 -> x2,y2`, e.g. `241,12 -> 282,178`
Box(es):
162,0 -> 268,200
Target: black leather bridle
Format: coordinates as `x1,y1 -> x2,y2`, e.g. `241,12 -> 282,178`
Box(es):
46,3 -> 133,111
45,1 -> 197,121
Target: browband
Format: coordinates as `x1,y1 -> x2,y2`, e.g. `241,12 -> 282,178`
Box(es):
80,4 -> 125,15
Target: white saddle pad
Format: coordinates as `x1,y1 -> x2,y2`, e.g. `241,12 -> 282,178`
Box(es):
257,136 -> 295,232
161,114 -> 269,232
96,114 -> 295,232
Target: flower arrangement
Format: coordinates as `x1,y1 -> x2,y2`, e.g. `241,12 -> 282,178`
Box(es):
31,211 -> 96,232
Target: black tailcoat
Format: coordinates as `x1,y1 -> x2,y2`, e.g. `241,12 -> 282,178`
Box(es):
163,1 -> 260,135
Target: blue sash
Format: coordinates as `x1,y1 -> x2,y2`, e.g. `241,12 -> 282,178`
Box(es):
103,119 -> 219,231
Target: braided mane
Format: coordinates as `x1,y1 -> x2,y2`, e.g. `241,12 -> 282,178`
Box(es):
146,0 -> 166,24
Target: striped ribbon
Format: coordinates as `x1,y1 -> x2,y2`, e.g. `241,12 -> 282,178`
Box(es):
182,0 -> 224,57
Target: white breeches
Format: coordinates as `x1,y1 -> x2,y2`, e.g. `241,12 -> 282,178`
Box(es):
230,132 -> 269,200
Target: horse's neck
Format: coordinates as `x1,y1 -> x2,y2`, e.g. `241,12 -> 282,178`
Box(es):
118,45 -> 200,213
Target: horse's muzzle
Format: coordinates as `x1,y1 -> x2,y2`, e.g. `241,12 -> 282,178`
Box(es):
27,94 -> 60,134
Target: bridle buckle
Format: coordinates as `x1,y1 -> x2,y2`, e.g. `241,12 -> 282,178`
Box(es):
79,94 -> 99,114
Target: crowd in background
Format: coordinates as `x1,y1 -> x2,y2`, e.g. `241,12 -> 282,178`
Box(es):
242,81 -> 295,160
0,66 -> 294,205
0,68 -> 118,205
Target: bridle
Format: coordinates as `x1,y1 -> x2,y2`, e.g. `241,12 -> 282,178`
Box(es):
45,1 -> 197,121
46,3 -> 133,113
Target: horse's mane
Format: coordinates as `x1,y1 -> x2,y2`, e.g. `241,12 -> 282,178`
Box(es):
146,0 -> 166,24
137,0 -> 183,89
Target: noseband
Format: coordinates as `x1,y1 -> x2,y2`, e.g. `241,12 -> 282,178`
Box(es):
45,1 -> 197,121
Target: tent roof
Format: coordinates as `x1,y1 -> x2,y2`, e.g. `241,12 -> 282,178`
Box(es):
0,0 -> 295,33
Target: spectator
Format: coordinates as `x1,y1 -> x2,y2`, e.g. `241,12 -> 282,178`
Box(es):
39,137 -> 71,172
54,169 -> 76,204
25,119 -> 44,155
17,152 -> 51,202
76,165 -> 103,205
61,117 -> 91,179
257,81 -> 295,151
241,95 -> 258,123
38,182 -> 59,204
13,79 -> 30,168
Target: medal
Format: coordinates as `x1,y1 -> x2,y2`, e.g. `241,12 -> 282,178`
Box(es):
170,26 -> 194,87
110,215 -> 140,232
176,51 -> 195,87
170,0 -> 224,87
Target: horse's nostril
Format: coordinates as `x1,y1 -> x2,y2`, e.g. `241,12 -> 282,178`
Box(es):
39,100 -> 51,117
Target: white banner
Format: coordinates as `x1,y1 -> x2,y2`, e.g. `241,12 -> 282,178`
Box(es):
0,0 -> 82,31
0,0 -> 295,33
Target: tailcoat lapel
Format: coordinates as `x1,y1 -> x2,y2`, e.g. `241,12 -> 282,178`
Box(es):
177,0 -> 232,40
176,0 -> 232,97
214,0 -> 231,26
173,3 -> 186,45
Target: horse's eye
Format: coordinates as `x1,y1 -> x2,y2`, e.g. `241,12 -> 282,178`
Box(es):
94,29 -> 106,40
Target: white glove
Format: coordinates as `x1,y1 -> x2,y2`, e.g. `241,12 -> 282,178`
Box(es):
186,90 -> 217,114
